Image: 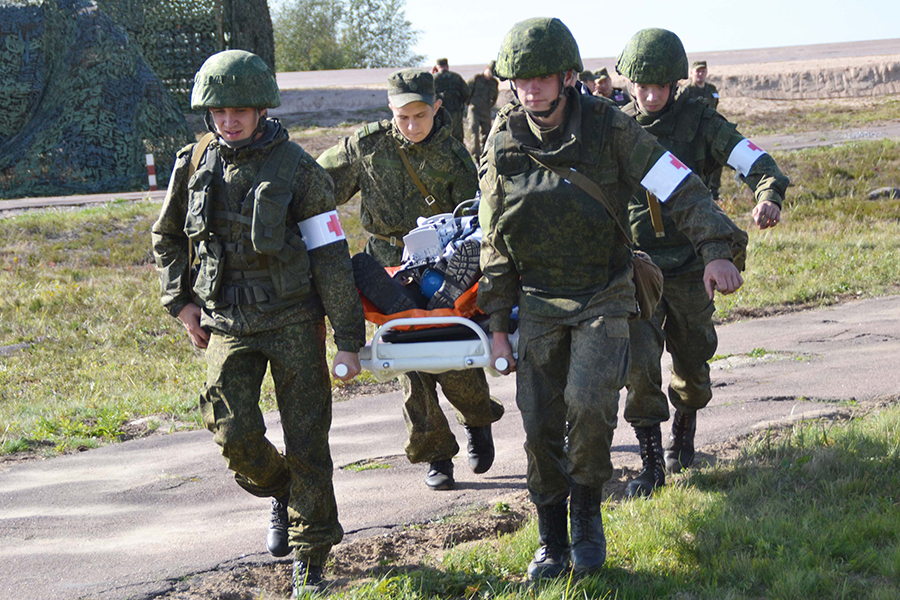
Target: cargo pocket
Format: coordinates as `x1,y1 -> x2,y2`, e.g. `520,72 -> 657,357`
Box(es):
251,182 -> 292,255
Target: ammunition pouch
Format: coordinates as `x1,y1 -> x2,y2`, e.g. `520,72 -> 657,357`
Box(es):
269,231 -> 311,301
251,180 -> 292,255
184,168 -> 215,242
193,239 -> 224,303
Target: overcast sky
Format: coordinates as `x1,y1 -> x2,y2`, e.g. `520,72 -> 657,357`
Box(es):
401,0 -> 900,66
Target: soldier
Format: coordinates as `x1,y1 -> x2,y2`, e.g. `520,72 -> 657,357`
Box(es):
680,60 -> 723,199
466,60 -> 500,158
578,70 -> 596,93
317,69 -> 504,491
480,17 -> 745,580
433,58 -> 471,142
593,67 -> 631,106
150,50 -> 366,595
615,29 -> 787,498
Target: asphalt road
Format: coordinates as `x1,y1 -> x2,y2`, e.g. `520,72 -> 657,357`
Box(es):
2,295 -> 898,600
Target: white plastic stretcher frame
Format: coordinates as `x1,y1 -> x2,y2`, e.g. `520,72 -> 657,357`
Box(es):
359,315 -> 519,382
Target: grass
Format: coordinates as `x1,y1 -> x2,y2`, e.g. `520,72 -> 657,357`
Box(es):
723,96 -> 900,138
323,403 -> 900,599
2,138 -> 900,456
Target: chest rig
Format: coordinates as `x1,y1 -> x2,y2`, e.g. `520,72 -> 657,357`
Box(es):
182,138 -> 312,308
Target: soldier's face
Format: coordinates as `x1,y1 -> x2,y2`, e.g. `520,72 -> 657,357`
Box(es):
633,83 -> 671,113
390,100 -> 440,143
595,78 -> 612,97
512,73 -> 563,113
582,79 -> 596,93
210,107 -> 263,143
691,67 -> 707,85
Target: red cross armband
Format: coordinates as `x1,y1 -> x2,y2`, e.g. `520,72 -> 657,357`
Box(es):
298,210 -> 346,250
727,139 -> 767,177
640,151 -> 692,202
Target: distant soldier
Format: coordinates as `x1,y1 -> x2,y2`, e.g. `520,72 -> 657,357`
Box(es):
616,29 -> 788,498
578,70 -> 596,93
681,60 -> 722,198
593,67 -> 631,106
317,69 -> 504,492
433,58 -> 470,142
466,60 -> 500,158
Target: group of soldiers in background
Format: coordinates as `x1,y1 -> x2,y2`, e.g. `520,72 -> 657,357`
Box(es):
154,18 -> 787,596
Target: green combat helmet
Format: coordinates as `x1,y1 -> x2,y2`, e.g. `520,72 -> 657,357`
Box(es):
495,17 -> 583,81
191,50 -> 281,110
616,28 -> 688,84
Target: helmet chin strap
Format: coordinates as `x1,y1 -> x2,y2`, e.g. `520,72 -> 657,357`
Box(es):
205,109 -> 267,148
512,73 -> 567,119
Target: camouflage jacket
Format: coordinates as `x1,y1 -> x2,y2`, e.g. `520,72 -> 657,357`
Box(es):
434,71 -> 470,114
478,90 -> 740,330
151,120 -> 366,351
680,82 -> 719,110
604,87 -> 632,106
317,107 -> 478,266
622,93 -> 787,273
467,74 -> 499,120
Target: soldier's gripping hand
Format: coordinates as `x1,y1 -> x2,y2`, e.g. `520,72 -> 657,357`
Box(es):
177,303 -> 210,349
333,351 -> 362,381
491,332 -> 516,375
752,200 -> 781,230
704,259 -> 744,299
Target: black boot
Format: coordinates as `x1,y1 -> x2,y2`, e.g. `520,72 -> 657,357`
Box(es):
266,495 -> 291,557
569,484 -> 606,574
352,253 -> 418,314
464,424 -> 494,474
291,560 -> 325,597
427,239 -> 481,309
526,502 -> 570,581
625,425 -> 666,498
424,459 -> 455,490
665,410 -> 697,473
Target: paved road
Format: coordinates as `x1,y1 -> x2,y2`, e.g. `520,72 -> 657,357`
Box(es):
1,295 -> 898,600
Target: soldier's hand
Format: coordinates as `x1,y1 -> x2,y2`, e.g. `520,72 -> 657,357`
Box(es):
177,303 -> 209,349
752,200 -> 781,230
703,259 -> 743,299
491,332 -> 516,375
333,351 -> 361,381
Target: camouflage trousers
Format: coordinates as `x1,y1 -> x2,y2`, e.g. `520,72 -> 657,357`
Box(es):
624,271 -> 718,428
466,106 -> 492,158
707,166 -> 723,198
516,314 -> 631,507
199,319 -> 342,565
400,368 -> 504,464
448,109 -> 466,142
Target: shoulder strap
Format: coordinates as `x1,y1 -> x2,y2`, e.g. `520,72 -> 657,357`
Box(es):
186,132 -> 216,273
391,138 -> 441,216
528,155 -> 633,250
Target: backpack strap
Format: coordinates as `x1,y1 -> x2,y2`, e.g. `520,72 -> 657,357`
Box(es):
391,137 -> 442,216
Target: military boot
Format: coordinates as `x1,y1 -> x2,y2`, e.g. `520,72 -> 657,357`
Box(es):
427,239 -> 481,309
625,425 -> 666,498
266,495 -> 291,557
665,410 -> 697,473
424,459 -> 455,491
352,252 -> 418,314
569,484 -> 606,574
526,502 -> 570,581
291,560 -> 325,597
464,424 -> 494,474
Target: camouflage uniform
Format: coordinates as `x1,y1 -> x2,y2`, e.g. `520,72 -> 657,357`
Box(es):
434,68 -> 471,142
151,119 -> 366,566
594,67 -> 631,106
317,87 -> 503,467
466,71 -> 499,158
680,61 -> 722,196
478,88 -> 744,507
621,90 -> 787,428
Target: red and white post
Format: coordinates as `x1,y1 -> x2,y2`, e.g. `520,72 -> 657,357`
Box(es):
146,154 -> 157,191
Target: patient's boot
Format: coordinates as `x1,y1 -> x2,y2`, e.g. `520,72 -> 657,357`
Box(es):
352,253 -> 418,314
428,239 -> 481,310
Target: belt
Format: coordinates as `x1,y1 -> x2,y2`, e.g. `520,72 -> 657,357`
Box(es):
370,233 -> 405,248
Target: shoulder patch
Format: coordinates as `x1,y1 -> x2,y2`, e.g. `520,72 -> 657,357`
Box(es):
356,120 -> 390,140
608,107 -> 630,129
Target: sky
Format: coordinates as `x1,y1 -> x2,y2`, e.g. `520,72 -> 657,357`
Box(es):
401,0 -> 900,66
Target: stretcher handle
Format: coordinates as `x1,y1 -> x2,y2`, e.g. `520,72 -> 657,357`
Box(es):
369,316 -> 492,365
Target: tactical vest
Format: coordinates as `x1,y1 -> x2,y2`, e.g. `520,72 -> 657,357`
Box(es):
489,96 -> 633,301
182,139 -> 312,308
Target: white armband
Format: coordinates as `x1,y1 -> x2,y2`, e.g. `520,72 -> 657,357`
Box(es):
640,151 -> 692,202
298,210 -> 346,250
727,138 -> 768,177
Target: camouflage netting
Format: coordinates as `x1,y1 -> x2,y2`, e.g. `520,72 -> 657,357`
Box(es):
0,0 -> 195,198
95,0 -> 275,110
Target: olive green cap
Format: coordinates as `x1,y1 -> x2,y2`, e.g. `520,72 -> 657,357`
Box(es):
596,67 -> 610,81
616,28 -> 689,84
495,17 -> 583,81
579,70 -> 596,82
436,58 -> 449,67
691,60 -> 707,70
387,69 -> 435,107
191,50 -> 281,110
